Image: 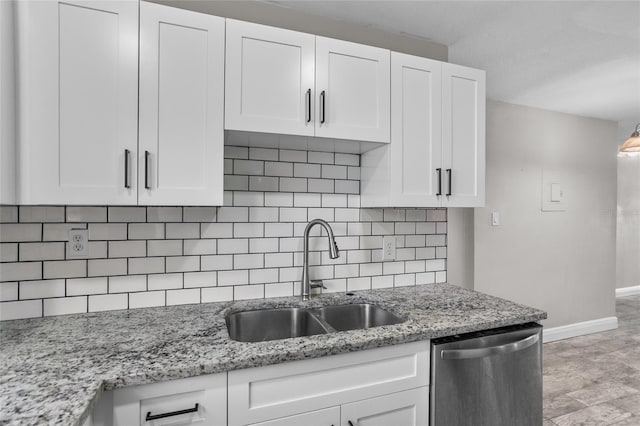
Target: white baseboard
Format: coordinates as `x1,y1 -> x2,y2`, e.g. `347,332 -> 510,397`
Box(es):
616,285 -> 640,298
543,316 -> 618,343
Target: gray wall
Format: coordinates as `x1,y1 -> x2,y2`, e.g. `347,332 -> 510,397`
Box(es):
446,208 -> 474,290
616,155 -> 640,289
474,100 -> 617,328
150,0 -> 448,62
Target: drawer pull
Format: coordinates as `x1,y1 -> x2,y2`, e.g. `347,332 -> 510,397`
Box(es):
145,403 -> 199,421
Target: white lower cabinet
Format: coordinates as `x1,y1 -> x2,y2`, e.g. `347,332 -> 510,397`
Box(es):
89,342 -> 429,426
228,341 -> 429,426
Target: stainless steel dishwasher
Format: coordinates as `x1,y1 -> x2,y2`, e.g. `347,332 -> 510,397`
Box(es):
430,323 -> 542,426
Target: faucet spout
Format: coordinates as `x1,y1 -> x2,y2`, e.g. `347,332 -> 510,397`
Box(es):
301,219 -> 340,300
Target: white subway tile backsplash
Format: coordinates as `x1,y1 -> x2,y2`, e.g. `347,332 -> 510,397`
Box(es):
234,159 -> 263,175
0,206 -> 18,223
43,260 -> 86,280
249,238 -> 279,253
67,207 -> 107,223
1,300 -> 42,320
280,177 -> 307,192
19,206 -> 64,223
130,291 -> 165,309
166,223 -> 199,239
234,254 -> 264,270
148,240 -> 182,257
249,268 -> 279,284
147,207 -> 182,223
1,145 -> 447,319
347,277 -> 371,291
219,270 -> 249,286
128,257 -> 164,275
201,255 -> 233,271
184,271 -> 217,288
89,224 -> 127,241
335,153 -> 359,166
20,279 -> 65,300
1,224 -> 42,242
67,277 -> 107,296
109,275 -> 147,293
249,176 -> 278,192
128,223 -> 164,240
108,207 -> 145,223
234,284 -> 264,300
183,239 -> 216,256
279,149 -> 306,163
293,163 -> 321,178
249,147 -> 278,161
109,241 -> 146,258
89,293 -> 127,312
334,180 -> 359,194
148,273 -> 183,290
0,282 -> 18,301
265,282 -> 293,298
217,207 -> 248,222
1,243 -> 18,262
166,256 -> 200,273
167,289 -> 200,306
88,258 -> 127,277
183,207 -> 217,223
264,192 -> 293,207
44,296 -> 87,316
201,286 -> 233,303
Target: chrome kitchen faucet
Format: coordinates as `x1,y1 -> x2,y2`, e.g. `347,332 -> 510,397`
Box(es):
301,219 -> 340,301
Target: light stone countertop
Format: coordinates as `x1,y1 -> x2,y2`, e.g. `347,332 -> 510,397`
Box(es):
0,283 -> 546,426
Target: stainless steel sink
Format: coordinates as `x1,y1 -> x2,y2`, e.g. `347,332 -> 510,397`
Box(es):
315,303 -> 404,331
226,304 -> 405,342
226,308 -> 331,342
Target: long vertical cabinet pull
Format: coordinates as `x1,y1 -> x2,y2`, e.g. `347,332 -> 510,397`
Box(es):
320,90 -> 326,124
436,168 -> 442,196
144,151 -> 151,189
446,168 -> 452,196
124,149 -> 131,188
306,89 -> 312,123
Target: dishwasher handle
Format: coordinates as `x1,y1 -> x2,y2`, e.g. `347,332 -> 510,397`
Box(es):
440,332 -> 539,360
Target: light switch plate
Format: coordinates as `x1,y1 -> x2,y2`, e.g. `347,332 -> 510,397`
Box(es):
542,169 -> 566,212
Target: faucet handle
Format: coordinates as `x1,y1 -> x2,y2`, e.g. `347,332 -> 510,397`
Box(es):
309,280 -> 327,290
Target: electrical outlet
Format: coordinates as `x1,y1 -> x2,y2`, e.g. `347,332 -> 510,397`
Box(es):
68,229 -> 88,257
382,236 -> 396,261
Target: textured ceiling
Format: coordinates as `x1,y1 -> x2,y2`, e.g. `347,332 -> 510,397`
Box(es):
269,1 -> 640,140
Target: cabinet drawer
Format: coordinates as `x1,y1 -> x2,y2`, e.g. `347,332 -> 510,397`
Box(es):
249,406 -> 340,426
228,341 -> 429,425
113,373 -> 226,426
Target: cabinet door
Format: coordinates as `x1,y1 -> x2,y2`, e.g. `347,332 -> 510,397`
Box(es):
315,37 -> 390,143
340,387 -> 428,426
138,2 -> 224,206
441,63 -> 486,208
225,19 -> 315,136
390,52 -> 442,207
249,406 -> 340,426
15,0 -> 138,204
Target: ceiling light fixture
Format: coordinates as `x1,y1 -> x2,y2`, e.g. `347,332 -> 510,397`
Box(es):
620,123 -> 640,153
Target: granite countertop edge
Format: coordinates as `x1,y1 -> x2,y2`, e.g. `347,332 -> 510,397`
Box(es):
0,283 -> 547,426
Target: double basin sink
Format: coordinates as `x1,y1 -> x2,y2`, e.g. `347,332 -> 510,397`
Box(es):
226,303 -> 405,343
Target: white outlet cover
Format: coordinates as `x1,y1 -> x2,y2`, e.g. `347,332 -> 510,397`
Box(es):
382,236 -> 396,261
68,229 -> 89,257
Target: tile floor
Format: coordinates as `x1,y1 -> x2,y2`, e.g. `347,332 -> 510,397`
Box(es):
543,295 -> 640,425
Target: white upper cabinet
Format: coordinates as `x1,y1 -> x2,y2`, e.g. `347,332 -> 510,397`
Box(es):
225,20 -> 315,137
315,37 -> 390,143
442,62 -> 486,207
361,53 -> 485,208
225,21 -> 391,144
15,0 -> 139,205
139,2 -> 224,206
